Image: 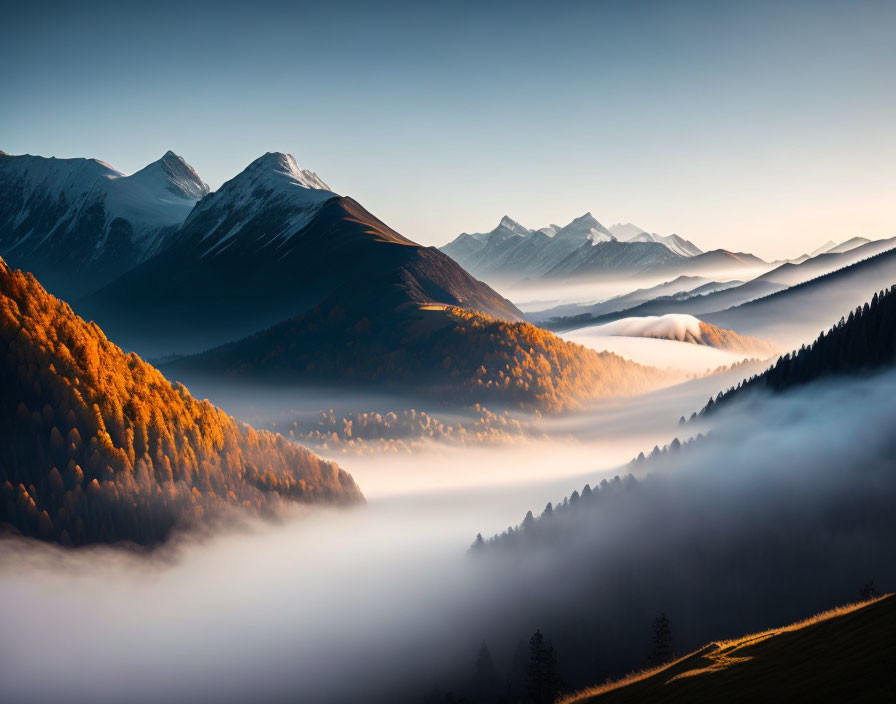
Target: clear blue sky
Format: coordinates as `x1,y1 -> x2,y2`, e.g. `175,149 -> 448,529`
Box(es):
2,0 -> 894,258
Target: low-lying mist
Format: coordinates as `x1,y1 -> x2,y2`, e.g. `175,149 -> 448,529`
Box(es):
503,267 -> 773,316
465,369 -> 896,691
2,368 -> 891,702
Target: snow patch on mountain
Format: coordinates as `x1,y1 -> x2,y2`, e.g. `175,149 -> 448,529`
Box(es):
128,150 -> 209,201
609,223 -> 702,257
0,150 -> 210,277
175,152 -> 339,258
588,231 -> 617,245
497,215 -> 532,238
192,152 -> 334,217
554,212 -> 613,241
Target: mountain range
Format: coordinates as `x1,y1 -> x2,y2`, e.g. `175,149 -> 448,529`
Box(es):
703,246 -> 896,349
2,149 -> 681,412
439,214 -> 775,284
78,152 -> 522,357
538,236 -> 896,335
0,150 -> 208,299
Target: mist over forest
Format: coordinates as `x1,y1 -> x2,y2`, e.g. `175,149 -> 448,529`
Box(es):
3,3 -> 896,701
3,365 -> 894,703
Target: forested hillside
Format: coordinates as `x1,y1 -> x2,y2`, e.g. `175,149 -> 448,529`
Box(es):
455,361 -> 896,697
702,286 -> 896,415
0,258 -> 363,546
169,305 -> 680,413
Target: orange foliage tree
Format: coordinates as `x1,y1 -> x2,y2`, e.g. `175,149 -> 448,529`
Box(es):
0,258 -> 363,546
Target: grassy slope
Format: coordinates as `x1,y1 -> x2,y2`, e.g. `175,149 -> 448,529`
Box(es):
561,595 -> 896,704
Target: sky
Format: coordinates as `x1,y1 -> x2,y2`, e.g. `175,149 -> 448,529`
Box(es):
1,0 -> 894,259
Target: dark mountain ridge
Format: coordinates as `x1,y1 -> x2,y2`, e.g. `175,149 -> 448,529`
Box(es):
165,302 -> 681,413
79,153 -> 521,357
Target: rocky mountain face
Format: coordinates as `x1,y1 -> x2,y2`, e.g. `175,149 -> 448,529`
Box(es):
0,150 -> 208,299
79,153 -> 522,357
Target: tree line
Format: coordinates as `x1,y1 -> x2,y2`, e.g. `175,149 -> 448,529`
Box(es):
698,286 -> 896,416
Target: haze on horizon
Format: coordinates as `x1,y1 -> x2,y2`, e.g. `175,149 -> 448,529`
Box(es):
2,0 -> 894,260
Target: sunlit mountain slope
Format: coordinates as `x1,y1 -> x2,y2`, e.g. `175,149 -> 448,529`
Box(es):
167,305 -> 683,413
0,257 -> 363,546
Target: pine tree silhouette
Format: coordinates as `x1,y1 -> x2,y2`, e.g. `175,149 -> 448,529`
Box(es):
647,612 -> 674,667
471,641 -> 499,703
526,629 -> 561,704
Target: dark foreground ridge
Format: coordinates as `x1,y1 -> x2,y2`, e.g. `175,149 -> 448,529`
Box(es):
561,595 -> 896,703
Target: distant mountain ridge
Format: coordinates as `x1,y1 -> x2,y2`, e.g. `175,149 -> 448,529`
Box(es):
440,214 -> 725,284
702,246 -> 896,347
609,223 -> 704,257
538,236 -> 896,333
0,150 -> 209,299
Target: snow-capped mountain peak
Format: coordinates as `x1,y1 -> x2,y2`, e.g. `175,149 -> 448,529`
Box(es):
0,151 -> 210,298
554,212 -> 613,241
188,152 -> 336,224
497,215 -> 532,238
126,151 -> 210,202
245,152 -> 333,192
177,152 -> 339,257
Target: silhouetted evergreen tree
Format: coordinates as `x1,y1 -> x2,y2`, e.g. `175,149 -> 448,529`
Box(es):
507,636 -> 529,702
859,579 -> 880,601
471,641 -> 499,703
526,630 -> 561,704
647,613 -> 674,667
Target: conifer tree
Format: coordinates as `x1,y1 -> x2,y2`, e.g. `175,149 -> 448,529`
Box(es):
647,612 -> 674,667
471,641 -> 499,703
526,629 -> 561,704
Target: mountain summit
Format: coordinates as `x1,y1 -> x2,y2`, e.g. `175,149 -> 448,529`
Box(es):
0,150 -> 208,298
172,152 -> 338,258
497,215 -> 532,238
129,150 -> 210,201
80,152 -> 521,356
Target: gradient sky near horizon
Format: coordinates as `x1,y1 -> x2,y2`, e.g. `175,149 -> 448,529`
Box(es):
2,0 -> 894,259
